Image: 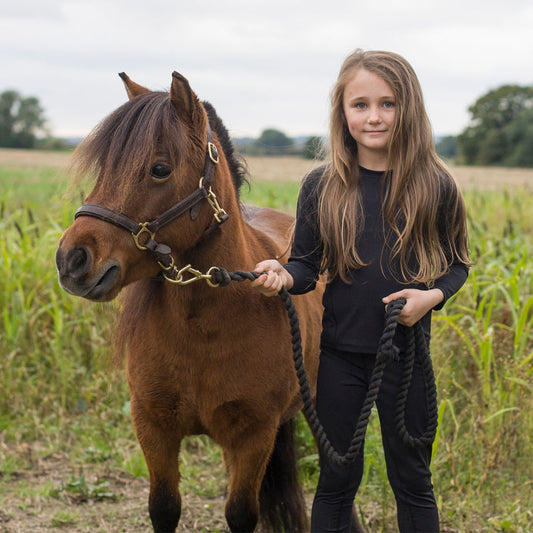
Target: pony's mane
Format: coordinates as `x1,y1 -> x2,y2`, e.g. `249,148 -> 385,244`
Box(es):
73,91 -> 248,199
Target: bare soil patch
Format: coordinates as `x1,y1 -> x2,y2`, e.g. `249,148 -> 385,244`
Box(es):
0,448 -> 228,533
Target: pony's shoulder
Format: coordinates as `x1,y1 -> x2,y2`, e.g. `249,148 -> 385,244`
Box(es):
241,203 -> 294,254
241,203 -> 293,226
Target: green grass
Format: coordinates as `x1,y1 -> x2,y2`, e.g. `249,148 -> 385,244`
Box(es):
0,166 -> 70,207
1,160 -> 532,531
428,189 -> 533,531
242,179 -> 301,214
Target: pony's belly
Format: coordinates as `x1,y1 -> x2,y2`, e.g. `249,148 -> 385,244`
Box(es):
127,347 -> 297,440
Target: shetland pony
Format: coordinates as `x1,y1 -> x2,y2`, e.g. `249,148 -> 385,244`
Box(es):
56,72 -> 360,532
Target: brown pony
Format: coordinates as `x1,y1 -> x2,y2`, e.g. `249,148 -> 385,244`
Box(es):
56,71 -> 330,532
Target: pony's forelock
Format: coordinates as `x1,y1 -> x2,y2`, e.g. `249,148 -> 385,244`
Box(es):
72,91 -> 248,201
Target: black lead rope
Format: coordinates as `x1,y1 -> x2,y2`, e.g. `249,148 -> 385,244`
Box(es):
212,269 -> 439,467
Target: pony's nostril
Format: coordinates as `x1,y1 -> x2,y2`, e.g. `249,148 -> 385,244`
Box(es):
66,246 -> 92,277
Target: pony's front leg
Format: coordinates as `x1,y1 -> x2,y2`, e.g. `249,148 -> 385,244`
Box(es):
131,401 -> 182,533
148,469 -> 181,533
222,429 -> 277,533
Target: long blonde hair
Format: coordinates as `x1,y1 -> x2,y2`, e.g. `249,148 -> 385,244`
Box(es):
319,49 -> 470,283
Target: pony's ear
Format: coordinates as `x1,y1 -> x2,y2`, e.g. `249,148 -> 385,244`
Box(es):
119,72 -> 150,100
170,71 -> 200,124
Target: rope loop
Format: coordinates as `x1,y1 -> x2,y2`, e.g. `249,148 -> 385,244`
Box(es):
212,267 -> 233,287
215,269 -> 438,466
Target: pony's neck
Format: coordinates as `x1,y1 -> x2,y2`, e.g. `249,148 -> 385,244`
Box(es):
182,207 -> 251,271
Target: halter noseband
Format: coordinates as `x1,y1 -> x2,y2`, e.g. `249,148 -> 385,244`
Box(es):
74,125 -> 228,282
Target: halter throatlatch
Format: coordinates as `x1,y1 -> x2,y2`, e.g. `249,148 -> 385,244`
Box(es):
74,124 -> 228,283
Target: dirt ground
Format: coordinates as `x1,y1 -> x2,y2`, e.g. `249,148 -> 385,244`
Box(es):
1,449 -> 395,533
0,448 -> 229,532
0,449 -> 336,533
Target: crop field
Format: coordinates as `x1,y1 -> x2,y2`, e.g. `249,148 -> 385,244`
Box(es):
1,148 -> 532,532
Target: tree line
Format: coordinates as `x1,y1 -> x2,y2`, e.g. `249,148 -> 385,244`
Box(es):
234,129 -> 325,159
1,85 -> 532,167
436,85 -> 533,167
0,90 -> 47,149
0,90 -> 71,150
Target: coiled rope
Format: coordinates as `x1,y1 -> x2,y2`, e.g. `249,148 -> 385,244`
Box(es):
212,268 -> 438,467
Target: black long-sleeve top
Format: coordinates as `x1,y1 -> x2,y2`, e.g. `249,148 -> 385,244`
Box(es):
285,165 -> 469,354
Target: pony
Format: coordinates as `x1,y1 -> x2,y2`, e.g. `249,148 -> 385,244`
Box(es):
56,71 -> 365,532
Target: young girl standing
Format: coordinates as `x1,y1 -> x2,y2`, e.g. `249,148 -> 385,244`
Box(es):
252,49 -> 470,532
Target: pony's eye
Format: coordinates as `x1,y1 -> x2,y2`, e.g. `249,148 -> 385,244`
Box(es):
150,164 -> 172,180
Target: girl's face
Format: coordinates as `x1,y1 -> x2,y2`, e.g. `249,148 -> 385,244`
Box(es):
342,68 -> 396,170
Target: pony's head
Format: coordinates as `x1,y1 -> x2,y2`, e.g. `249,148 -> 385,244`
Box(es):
56,72 -> 246,301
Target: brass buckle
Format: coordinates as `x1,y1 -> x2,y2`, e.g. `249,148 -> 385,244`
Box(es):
208,142 -> 219,164
132,222 -> 155,250
157,256 -> 175,271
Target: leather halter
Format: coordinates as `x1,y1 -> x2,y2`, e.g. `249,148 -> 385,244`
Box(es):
74,125 -> 229,279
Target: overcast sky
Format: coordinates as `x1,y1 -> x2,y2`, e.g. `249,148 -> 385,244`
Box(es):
2,0 -> 532,139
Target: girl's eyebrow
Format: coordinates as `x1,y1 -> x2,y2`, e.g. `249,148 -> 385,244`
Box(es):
347,94 -> 394,102
346,95 -> 367,101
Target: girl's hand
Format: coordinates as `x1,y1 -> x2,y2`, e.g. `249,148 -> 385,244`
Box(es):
252,260 -> 294,297
382,288 -> 444,327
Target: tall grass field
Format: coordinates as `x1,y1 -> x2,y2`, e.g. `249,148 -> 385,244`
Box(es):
1,149 -> 532,532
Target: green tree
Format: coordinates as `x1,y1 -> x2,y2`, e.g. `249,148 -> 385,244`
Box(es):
254,128 -> 294,155
457,85 -> 533,166
0,90 -> 47,148
501,108 -> 533,167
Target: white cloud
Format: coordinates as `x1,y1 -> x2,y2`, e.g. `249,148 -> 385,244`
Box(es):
1,0 -> 532,137
0,0 -> 64,20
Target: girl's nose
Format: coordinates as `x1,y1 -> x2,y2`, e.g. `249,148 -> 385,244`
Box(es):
368,107 -> 382,123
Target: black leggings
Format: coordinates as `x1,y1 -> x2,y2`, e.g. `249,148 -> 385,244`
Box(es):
311,349 -> 439,533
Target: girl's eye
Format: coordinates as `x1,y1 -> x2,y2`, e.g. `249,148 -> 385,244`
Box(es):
355,102 -> 367,109
150,164 -> 172,180
383,101 -> 395,109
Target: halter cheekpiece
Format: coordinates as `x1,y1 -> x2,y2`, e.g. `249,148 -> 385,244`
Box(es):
74,124 -> 228,283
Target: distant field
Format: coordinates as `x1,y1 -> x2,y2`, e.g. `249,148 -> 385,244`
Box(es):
246,156 -> 533,191
1,148 -> 532,190
0,148 -> 73,170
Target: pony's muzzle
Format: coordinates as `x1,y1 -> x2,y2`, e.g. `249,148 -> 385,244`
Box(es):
56,243 -> 120,300
57,245 -> 91,278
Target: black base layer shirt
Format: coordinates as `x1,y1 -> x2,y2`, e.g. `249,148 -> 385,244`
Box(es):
284,165 -> 469,355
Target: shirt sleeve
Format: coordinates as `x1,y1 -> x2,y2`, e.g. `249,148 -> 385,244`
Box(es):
284,168 -> 324,295
433,262 -> 469,310
432,174 -> 470,310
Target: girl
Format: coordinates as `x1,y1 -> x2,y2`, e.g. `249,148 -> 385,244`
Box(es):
252,49 -> 470,532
